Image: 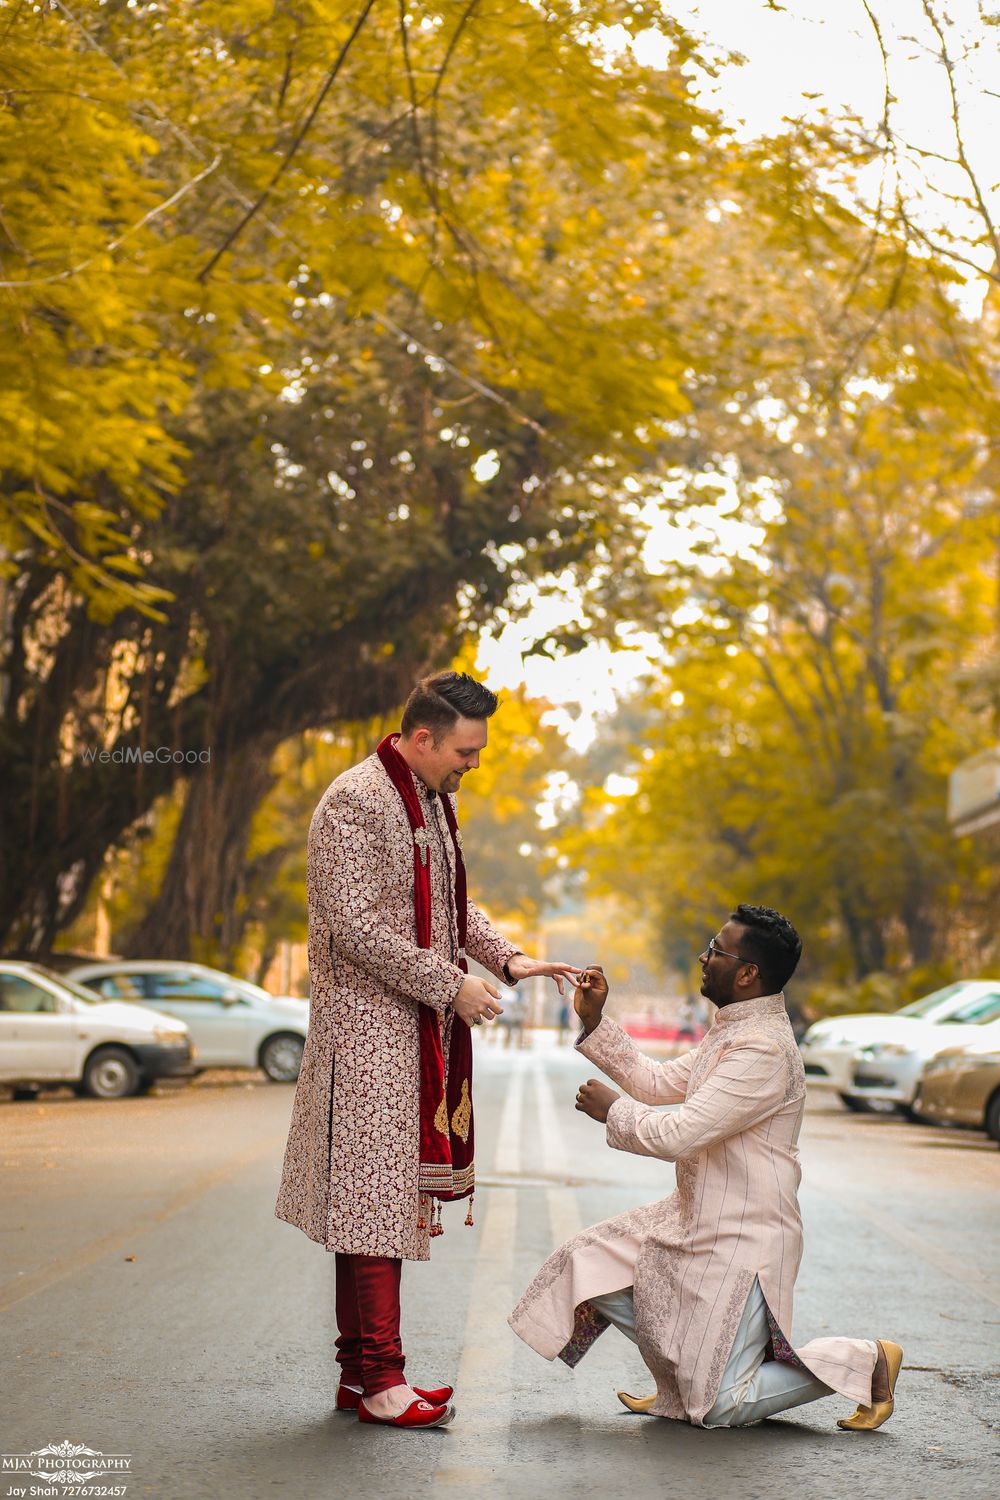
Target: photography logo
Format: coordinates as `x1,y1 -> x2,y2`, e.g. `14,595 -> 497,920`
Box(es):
2,1441 -> 132,1494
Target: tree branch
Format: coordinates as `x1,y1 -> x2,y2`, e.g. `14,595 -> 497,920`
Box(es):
921,0 -> 1000,272
198,0 -> 378,280
0,155 -> 222,288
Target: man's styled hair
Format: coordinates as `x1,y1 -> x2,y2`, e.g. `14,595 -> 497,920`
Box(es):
400,671 -> 499,742
731,904 -> 803,993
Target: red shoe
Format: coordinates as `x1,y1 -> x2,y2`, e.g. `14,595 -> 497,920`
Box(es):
358,1396 -> 454,1428
336,1383 -> 453,1411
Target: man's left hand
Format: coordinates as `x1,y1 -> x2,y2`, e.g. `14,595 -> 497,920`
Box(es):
575,1079 -> 620,1123
507,953 -> 581,996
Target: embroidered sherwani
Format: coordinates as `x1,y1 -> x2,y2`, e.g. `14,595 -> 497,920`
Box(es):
275,751 -> 518,1260
509,994 -> 876,1424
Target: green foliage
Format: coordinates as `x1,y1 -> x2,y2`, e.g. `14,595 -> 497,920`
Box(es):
3,0 -> 997,965
457,680 -> 569,935
564,310 -> 1000,983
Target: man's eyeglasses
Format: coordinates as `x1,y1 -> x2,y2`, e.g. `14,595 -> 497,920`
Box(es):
704,938 -> 752,965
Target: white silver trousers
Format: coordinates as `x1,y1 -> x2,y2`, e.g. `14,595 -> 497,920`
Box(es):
590,1280 -> 872,1427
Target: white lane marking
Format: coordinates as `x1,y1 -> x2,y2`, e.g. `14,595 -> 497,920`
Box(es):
434,1182 -> 517,1486
532,1055 -> 585,1427
533,1058 -> 570,1180
546,1184 -> 582,1247
493,1050 -> 525,1176
437,1052 -> 589,1487
533,1056 -> 585,1253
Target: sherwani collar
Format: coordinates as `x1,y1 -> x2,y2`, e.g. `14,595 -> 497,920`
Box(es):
712,992 -> 787,1027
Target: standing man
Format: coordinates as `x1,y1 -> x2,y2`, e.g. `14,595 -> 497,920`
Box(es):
509,905 -> 903,1431
276,671 -> 578,1429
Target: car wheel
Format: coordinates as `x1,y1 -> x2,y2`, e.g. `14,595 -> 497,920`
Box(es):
838,1092 -> 878,1113
81,1046 -> 141,1100
985,1090 -> 1000,1145
906,1092 -> 933,1124
260,1033 -> 304,1083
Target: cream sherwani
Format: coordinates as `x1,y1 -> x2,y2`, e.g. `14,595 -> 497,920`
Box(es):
509,994 -> 876,1425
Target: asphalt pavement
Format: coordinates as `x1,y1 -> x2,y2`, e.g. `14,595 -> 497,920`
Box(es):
1,1035 -> 998,1500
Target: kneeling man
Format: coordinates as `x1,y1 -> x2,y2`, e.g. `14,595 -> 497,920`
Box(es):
509,905 -> 902,1430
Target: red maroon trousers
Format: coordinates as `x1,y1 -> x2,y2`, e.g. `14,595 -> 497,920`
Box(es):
335,1254 -> 405,1395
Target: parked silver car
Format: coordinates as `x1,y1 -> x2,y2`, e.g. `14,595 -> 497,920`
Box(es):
69,961 -> 308,1082
0,961 -> 193,1099
798,980 -> 1000,1109
847,986 -> 1000,1114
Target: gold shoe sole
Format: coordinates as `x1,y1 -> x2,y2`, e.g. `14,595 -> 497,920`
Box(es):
837,1340 -> 903,1431
617,1390 -> 656,1414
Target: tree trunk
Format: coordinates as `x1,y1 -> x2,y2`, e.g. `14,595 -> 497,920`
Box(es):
839,897 -> 886,979
124,735 -> 281,963
119,636 -> 431,964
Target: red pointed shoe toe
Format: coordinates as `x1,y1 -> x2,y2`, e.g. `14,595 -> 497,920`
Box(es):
337,1383 -> 453,1412
413,1384 -> 454,1405
358,1397 -> 454,1428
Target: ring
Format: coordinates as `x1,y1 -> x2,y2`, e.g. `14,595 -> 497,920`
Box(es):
472,1016 -> 483,1026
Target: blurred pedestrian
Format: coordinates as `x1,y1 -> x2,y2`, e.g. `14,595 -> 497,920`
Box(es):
510,904 -> 903,1431
558,999 -> 571,1045
497,987 -> 526,1048
276,671 -> 579,1429
676,995 -> 699,1044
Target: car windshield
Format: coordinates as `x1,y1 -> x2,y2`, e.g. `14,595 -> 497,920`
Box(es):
218,973 -> 275,1003
25,965 -> 101,1005
174,967 -> 276,1003
947,992 -> 1000,1026
896,983 -> 973,1019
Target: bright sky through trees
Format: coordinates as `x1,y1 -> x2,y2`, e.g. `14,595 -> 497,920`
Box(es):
479,0 -> 1000,746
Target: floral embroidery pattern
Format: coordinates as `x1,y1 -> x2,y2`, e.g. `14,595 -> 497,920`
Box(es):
705,1269 -> 759,1397
557,1301 -> 611,1368
765,1305 -> 807,1368
451,1078 -> 472,1143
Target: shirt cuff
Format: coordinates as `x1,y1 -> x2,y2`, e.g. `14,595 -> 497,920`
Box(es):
502,952 -> 524,985
605,1095 -> 639,1153
575,1014 -> 613,1056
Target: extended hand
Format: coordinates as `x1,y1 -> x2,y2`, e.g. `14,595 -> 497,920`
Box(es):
506,953 -> 581,997
455,975 -> 504,1027
574,964 -> 609,1036
575,1078 -> 620,1123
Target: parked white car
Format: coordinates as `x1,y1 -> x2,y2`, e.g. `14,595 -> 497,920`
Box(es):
0,961 -> 193,1099
798,980 -> 1000,1110
68,961 -> 309,1082
847,991 -> 1000,1112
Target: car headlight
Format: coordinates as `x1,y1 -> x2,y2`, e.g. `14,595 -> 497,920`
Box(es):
877,1043 -> 913,1058
804,1029 -> 849,1047
153,1027 -> 188,1047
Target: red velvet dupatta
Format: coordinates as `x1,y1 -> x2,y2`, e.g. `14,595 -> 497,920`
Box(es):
376,735 -> 474,1223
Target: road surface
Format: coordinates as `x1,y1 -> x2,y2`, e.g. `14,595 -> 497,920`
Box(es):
2,1036 -> 998,1499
